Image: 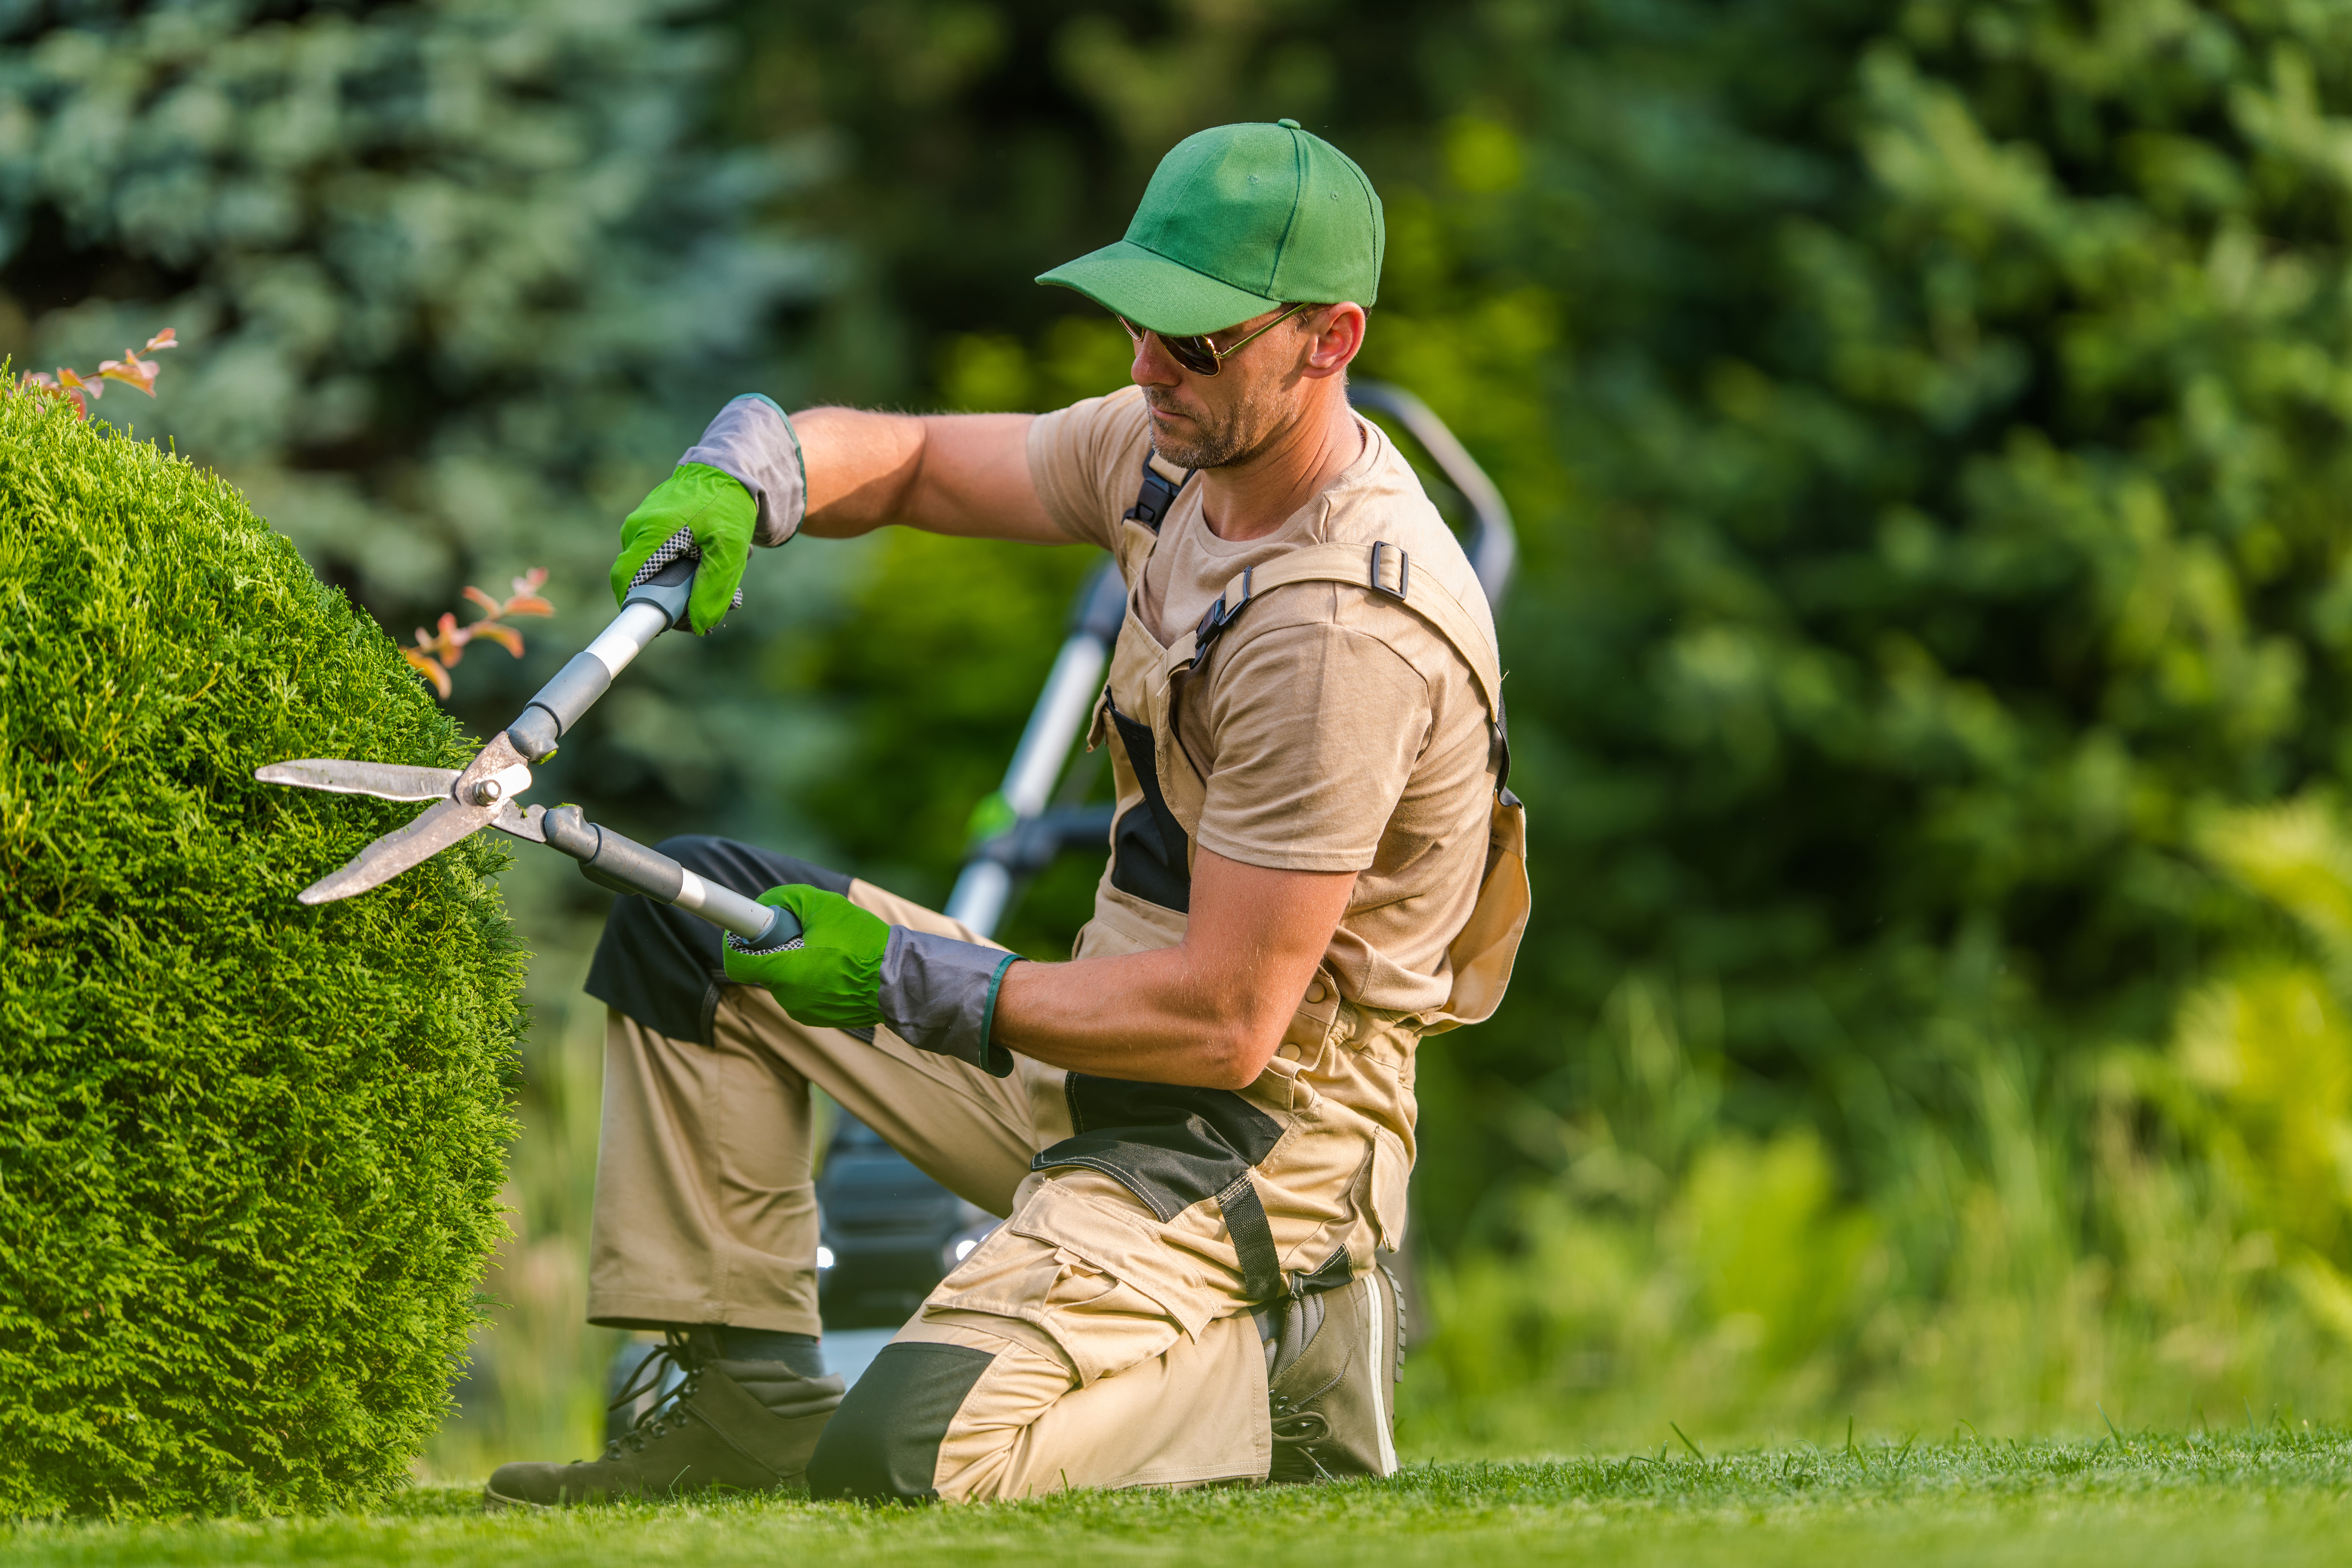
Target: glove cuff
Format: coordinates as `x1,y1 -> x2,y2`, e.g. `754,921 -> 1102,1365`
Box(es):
878,928 -> 1020,1079
681,393 -> 806,548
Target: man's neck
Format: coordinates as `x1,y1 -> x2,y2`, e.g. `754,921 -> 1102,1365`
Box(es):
1196,387 -> 1363,542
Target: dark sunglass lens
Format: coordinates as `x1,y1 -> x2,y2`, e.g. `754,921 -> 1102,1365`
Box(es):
1164,335 -> 1221,375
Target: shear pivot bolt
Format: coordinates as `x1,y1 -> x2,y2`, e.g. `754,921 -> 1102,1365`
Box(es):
471,779 -> 504,806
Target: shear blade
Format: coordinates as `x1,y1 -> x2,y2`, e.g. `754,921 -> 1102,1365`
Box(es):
296,797 -> 502,904
256,759 -> 461,802
493,802 -> 547,844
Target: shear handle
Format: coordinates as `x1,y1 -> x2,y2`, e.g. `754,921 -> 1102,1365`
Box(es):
506,554 -> 701,762
539,804 -> 801,946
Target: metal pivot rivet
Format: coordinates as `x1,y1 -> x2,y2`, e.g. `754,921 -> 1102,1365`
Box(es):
470,779 -> 504,806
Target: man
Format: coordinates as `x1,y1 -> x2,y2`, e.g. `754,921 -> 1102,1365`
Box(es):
486,118 -> 1528,1509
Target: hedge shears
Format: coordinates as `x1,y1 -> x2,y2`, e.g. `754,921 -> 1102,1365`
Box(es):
256,538 -> 802,949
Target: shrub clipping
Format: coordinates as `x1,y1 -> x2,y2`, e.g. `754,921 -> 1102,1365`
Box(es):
0,388 -> 521,1513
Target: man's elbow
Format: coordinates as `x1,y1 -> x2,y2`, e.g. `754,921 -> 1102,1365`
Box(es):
1200,1018 -> 1284,1091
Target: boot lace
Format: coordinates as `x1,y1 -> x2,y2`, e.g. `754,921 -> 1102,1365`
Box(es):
600,1329 -> 704,1459
1269,1372 -> 1343,1480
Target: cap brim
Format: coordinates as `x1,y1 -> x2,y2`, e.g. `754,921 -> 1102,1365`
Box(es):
1036,240 -> 1282,337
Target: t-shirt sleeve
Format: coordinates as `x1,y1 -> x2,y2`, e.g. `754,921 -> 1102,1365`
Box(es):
1192,617 -> 1435,874
1026,384 -> 1152,551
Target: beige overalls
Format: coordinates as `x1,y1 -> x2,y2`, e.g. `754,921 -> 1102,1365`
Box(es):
587,457 -> 1528,1501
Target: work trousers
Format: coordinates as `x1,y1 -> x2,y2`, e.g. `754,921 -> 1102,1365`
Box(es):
586,866 -> 1273,1500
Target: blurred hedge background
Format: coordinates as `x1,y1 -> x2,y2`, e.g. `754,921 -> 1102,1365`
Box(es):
15,0 -> 2352,1466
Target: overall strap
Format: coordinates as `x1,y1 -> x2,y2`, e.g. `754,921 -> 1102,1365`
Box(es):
1178,542 -> 1506,723
1123,449 -> 1193,533
1174,540 -> 1513,795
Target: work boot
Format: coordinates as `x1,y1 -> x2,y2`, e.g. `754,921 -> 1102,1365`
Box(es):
1261,1265 -> 1404,1484
483,1330 -> 844,1510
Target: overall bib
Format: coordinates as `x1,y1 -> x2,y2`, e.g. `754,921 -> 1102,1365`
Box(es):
1061,454 -> 1529,1305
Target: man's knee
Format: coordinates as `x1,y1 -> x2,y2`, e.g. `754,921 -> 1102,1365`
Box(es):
805,1342 -> 995,1503
651,835 -> 851,899
583,835 -> 852,1045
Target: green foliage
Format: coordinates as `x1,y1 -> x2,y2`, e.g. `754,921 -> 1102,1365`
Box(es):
0,0 -> 836,849
2,0 -> 847,1468
0,389 -> 520,1514
2164,795 -> 2352,1344
35,0 -> 2352,1463
1436,0 -> 2352,1206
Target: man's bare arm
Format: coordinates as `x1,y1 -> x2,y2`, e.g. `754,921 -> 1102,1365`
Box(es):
990,848 -> 1356,1090
794,407 -> 1067,545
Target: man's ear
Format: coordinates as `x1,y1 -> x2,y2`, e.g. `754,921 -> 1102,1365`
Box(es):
1298,303 -> 1367,381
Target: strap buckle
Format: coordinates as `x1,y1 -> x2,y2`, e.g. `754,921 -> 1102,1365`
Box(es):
1370,541 -> 1410,600
1123,450 -> 1192,532
1193,566 -> 1254,654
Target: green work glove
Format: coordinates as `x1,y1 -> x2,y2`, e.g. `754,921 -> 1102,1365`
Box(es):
723,882 -> 1024,1076
723,884 -> 888,1029
609,463 -> 755,636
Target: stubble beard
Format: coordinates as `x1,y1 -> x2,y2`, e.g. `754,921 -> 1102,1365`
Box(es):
1143,377 -> 1285,470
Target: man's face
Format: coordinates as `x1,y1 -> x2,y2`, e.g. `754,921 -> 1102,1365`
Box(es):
1129,307 -> 1314,470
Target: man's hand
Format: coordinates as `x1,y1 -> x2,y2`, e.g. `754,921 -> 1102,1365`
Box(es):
725,884 -> 1022,1075
614,393 -> 811,632
722,884 -> 889,1027
610,463 -> 755,635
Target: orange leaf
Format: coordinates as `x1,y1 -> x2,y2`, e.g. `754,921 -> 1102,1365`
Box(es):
56,367 -> 100,400
512,568 -> 549,595
403,647 -> 454,699
472,621 -> 526,659
143,328 -> 177,353
461,584 -> 502,617
501,595 -> 555,618
98,355 -> 159,396
19,373 -> 87,417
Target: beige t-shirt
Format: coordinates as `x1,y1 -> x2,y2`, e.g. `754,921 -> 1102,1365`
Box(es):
1026,384 -> 1500,1015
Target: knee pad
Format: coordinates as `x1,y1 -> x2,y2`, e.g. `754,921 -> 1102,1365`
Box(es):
584,835 -> 850,1045
805,1342 -> 994,1503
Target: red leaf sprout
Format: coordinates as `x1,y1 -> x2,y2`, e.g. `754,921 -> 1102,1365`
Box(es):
404,570 -> 555,701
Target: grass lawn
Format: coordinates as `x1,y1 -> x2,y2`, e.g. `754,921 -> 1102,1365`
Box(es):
5,1431 -> 2348,1567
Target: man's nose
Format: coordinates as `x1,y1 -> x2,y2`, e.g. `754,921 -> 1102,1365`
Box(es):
1129,331 -> 1181,388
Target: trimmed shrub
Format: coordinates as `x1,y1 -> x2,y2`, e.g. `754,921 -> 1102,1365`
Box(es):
0,388 -> 521,1515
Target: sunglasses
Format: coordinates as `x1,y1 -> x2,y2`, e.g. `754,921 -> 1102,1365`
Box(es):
1116,302 -> 1311,377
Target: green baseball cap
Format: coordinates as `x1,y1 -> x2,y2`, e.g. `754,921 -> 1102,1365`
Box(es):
1038,118 -> 1384,337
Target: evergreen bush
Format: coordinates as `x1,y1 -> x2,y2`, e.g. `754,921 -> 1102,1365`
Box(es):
0,388 -> 520,1515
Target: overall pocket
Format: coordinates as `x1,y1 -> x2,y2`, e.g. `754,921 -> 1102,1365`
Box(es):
1031,1076 -> 1290,1305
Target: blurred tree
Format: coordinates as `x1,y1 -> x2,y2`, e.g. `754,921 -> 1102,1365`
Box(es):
1412,0 -> 2352,1263
0,0 -> 840,846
